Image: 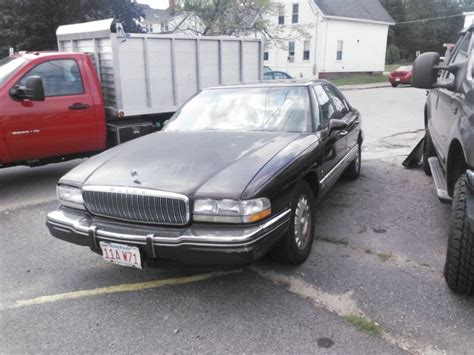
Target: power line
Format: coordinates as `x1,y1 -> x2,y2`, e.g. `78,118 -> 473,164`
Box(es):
395,13 -> 464,25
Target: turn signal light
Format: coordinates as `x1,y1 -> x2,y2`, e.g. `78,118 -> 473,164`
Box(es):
247,208 -> 272,223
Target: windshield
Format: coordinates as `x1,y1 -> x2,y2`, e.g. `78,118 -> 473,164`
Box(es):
396,66 -> 412,72
164,86 -> 310,133
0,56 -> 28,85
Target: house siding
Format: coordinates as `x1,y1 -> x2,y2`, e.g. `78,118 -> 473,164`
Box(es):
264,0 -> 390,78
317,19 -> 389,75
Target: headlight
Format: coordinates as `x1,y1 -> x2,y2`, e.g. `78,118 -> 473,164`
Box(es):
57,185 -> 85,210
193,198 -> 271,223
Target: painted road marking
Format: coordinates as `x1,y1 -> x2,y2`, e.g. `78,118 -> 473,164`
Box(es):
251,266 -> 445,355
1,270 -> 242,310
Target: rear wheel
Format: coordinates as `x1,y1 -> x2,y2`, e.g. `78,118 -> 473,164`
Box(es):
444,175 -> 474,295
423,128 -> 436,176
271,181 -> 315,265
391,83 -> 398,88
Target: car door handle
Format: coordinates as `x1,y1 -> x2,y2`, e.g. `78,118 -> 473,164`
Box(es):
68,103 -> 89,110
338,130 -> 349,137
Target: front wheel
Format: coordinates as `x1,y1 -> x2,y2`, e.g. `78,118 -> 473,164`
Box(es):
391,83 -> 398,88
343,143 -> 361,180
271,181 -> 315,265
444,175 -> 474,295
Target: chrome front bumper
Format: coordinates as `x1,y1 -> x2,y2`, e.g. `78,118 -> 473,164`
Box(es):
46,207 -> 291,265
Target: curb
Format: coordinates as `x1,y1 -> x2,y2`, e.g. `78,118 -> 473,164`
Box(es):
339,83 -> 391,91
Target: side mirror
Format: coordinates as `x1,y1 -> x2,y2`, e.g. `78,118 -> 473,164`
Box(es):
25,76 -> 45,101
411,52 -> 441,89
412,52 -> 467,92
328,119 -> 348,134
9,76 -> 45,101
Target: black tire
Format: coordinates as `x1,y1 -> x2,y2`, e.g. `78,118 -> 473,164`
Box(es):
444,175 -> 474,295
343,143 -> 361,180
271,181 -> 315,265
391,83 -> 398,88
423,128 -> 436,176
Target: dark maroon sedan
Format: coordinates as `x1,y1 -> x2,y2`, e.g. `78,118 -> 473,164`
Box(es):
388,65 -> 413,87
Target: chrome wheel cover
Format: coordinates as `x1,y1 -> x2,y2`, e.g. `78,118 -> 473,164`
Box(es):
294,195 -> 311,250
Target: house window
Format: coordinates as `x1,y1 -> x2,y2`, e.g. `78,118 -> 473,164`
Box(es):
337,40 -> 343,61
278,5 -> 285,25
161,21 -> 169,32
292,4 -> 299,24
303,40 -> 310,60
288,41 -> 295,57
264,43 -> 269,61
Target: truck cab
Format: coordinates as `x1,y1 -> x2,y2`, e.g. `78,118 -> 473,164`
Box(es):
0,52 -> 106,168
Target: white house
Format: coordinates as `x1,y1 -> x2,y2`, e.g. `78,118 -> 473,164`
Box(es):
264,0 -> 395,79
139,4 -> 204,35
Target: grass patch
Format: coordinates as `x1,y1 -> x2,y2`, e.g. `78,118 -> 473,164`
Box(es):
343,314 -> 383,337
330,75 -> 388,87
376,252 -> 393,263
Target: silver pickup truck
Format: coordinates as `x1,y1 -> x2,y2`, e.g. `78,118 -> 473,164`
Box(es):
411,25 -> 473,295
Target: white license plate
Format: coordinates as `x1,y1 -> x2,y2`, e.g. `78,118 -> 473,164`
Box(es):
100,242 -> 142,269
395,78 -> 401,81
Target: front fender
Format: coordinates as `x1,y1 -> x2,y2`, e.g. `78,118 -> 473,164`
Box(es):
242,134 -> 320,213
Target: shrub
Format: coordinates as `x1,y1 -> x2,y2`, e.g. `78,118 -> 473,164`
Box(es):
386,45 -> 400,64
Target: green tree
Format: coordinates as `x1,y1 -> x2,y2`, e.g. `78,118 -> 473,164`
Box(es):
380,0 -> 466,61
379,0 -> 406,46
181,0 -> 311,46
183,0 -> 274,36
386,44 -> 400,64
0,0 -> 143,58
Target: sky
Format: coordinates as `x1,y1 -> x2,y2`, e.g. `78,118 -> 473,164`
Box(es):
137,0 -> 169,9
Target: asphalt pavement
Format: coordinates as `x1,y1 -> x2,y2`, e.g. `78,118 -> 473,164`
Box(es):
1,86 -> 473,354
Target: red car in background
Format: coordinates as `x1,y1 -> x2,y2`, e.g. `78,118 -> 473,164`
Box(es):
388,66 -> 413,87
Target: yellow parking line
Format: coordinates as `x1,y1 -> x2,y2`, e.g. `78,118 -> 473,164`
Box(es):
6,270 -> 242,310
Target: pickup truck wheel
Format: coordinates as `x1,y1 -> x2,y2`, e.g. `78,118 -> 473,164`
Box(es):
270,181 -> 315,265
343,143 -> 361,180
391,83 -> 398,88
423,129 -> 436,176
444,175 -> 474,295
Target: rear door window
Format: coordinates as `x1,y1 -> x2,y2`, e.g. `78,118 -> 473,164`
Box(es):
18,59 -> 84,97
274,72 -> 289,79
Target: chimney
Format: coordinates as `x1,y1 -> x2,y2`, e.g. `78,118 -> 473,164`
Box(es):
169,0 -> 175,16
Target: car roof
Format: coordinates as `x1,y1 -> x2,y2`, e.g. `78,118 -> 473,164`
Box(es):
12,51 -> 84,61
205,79 -> 329,90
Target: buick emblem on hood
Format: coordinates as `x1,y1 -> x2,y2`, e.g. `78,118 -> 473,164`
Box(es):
131,169 -> 141,184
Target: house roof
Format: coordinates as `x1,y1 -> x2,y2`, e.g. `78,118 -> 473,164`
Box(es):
313,0 -> 395,24
138,4 -> 185,25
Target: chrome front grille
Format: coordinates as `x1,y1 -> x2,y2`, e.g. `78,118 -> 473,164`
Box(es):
82,186 -> 189,225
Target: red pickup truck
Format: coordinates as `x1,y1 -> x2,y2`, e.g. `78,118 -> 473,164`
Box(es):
0,18 -> 264,169
0,52 -> 107,168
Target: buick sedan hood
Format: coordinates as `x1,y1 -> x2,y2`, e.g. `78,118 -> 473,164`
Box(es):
70,131 -> 302,199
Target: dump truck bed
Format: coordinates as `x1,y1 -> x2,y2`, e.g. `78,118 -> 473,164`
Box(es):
56,19 -> 264,119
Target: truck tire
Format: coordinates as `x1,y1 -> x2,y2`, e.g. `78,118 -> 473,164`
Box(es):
271,181 -> 315,265
391,83 -> 398,88
423,129 -> 436,176
444,175 -> 474,295
344,143 -> 361,180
